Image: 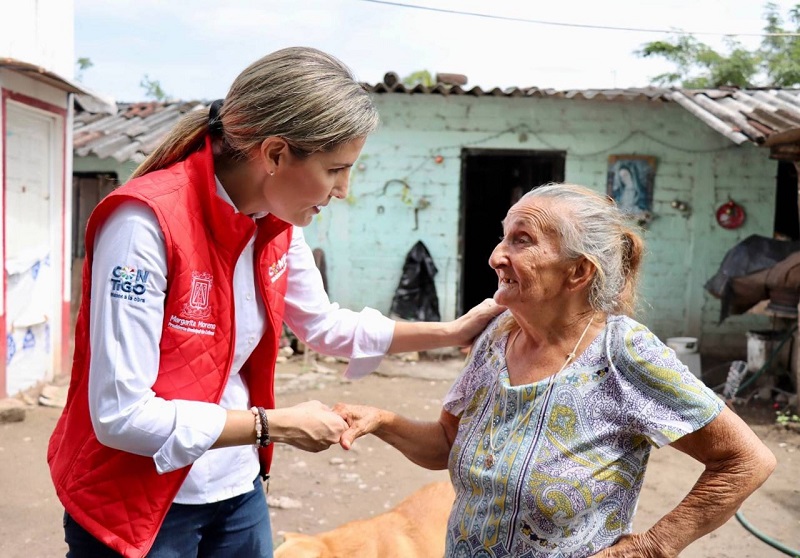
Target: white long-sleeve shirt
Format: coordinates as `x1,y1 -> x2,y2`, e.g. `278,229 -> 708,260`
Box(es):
88,182 -> 394,504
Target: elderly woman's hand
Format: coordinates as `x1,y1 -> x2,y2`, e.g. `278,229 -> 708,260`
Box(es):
590,533 -> 671,557
333,403 -> 386,450
268,400 -> 349,453
593,406 -> 776,557
335,405 -> 458,470
449,298 -> 505,347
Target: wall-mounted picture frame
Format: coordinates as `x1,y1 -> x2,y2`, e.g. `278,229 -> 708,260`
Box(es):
606,155 -> 657,221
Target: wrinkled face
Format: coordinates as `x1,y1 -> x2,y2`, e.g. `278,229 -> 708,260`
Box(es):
267,137 -> 366,226
489,197 -> 573,309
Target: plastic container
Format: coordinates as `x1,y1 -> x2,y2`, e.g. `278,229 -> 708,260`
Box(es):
666,336 -> 702,378
666,337 -> 698,353
746,330 -> 791,373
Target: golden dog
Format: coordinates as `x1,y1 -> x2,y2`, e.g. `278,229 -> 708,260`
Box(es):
274,481 -> 454,558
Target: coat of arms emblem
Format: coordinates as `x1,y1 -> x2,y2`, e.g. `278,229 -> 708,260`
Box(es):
182,271 -> 213,319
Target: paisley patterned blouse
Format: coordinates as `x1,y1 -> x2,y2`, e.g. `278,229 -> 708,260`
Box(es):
442,313 -> 723,558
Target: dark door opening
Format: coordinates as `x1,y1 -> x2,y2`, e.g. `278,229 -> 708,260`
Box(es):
71,172 -> 118,337
73,172 -> 119,258
458,149 -> 565,315
775,161 -> 799,240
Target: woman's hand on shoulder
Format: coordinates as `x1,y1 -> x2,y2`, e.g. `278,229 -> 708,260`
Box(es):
448,299 -> 505,347
268,400 -> 348,452
590,533 -> 671,558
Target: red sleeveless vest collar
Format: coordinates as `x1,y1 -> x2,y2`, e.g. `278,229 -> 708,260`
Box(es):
48,138 -> 292,557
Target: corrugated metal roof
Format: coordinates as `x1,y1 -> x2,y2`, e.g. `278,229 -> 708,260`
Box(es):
669,89 -> 800,146
72,74 -> 800,163
364,72 -> 671,101
74,101 -> 206,162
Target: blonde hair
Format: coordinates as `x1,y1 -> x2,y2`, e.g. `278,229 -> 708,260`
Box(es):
131,47 -> 379,178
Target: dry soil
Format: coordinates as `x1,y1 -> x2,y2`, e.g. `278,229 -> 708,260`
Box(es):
0,355 -> 798,558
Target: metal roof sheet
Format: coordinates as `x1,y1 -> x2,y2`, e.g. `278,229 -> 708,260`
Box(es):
71,74 -> 800,162
74,101 -> 206,162
672,89 -> 800,145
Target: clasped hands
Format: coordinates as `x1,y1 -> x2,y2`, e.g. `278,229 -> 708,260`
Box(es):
275,400 -> 382,452
280,299 -> 506,452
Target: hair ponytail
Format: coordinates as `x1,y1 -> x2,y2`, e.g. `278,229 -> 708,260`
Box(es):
130,110 -> 209,179
618,228 -> 644,315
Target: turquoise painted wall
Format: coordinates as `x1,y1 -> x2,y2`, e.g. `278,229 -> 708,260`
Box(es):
305,94 -> 774,357
73,155 -> 136,183
75,94 -> 776,357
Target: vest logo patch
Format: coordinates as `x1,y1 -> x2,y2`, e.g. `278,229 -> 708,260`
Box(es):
167,271 -> 217,336
268,253 -> 288,283
182,271 -> 213,319
109,265 -> 150,303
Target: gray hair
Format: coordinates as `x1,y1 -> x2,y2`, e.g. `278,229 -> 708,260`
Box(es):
523,183 -> 644,315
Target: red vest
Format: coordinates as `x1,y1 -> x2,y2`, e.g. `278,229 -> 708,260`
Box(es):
48,138 -> 292,557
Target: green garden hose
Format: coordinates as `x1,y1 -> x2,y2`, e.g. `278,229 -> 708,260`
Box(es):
735,510 -> 800,557
725,327 -> 799,556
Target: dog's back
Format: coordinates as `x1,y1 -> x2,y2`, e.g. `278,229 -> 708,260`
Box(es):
275,481 -> 454,558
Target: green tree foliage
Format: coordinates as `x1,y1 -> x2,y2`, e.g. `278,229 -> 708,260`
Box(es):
761,3 -> 800,85
140,74 -> 168,101
76,57 -> 93,82
402,69 -> 434,87
637,2 -> 800,87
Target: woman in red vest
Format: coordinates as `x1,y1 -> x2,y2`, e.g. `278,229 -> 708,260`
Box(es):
49,47 -> 502,558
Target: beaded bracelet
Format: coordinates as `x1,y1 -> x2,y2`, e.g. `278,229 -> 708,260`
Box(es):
249,406 -> 271,448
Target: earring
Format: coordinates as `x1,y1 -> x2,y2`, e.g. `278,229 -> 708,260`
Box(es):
269,171 -> 275,176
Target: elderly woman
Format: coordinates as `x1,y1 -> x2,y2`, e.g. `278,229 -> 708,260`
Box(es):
335,183 -> 776,558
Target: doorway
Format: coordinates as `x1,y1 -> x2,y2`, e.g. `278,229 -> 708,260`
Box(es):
71,173 -> 118,337
775,161 -> 799,240
4,99 -> 64,395
72,173 -> 118,258
458,149 -> 566,315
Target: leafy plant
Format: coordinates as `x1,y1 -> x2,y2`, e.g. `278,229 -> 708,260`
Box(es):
140,74 -> 168,101
402,70 -> 434,87
638,2 -> 800,87
775,410 -> 800,425
76,57 -> 93,82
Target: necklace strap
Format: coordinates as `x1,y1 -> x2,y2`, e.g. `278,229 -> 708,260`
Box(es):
564,312 -> 597,366
488,312 -> 597,455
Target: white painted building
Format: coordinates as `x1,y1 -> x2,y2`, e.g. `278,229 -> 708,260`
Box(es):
0,0 -> 113,396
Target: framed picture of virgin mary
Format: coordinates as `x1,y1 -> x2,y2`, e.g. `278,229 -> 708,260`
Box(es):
606,155 -> 656,220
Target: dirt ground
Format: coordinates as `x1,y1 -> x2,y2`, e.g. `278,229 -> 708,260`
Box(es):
1,354 -> 799,558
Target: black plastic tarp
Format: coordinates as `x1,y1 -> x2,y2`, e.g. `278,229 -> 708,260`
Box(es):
704,234 -> 800,322
389,241 -> 441,322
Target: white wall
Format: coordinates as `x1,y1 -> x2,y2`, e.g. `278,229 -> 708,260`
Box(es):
0,70 -> 70,396
0,0 -> 75,78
